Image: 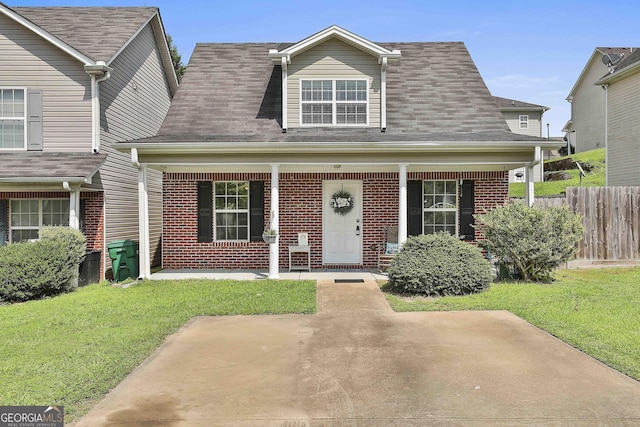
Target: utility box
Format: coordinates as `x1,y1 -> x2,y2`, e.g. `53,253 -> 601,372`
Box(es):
79,250 -> 101,286
107,240 -> 139,282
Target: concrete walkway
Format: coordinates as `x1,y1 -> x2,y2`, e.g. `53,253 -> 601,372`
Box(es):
74,280 -> 640,426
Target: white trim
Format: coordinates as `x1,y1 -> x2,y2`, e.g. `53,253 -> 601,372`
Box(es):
519,115 -> 529,129
299,78 -> 369,127
421,180 -> 459,236
0,87 -> 27,150
398,164 -> 407,245
213,181 -> 251,242
138,165 -> 151,279
270,25 -> 401,62
281,57 -> 288,131
381,57 -> 387,130
0,5 -> 94,65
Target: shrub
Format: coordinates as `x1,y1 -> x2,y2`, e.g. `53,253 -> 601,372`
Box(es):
0,227 -> 86,302
387,232 -> 493,297
475,203 -> 583,282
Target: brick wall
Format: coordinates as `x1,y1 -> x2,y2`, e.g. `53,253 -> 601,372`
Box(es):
0,191 -> 106,279
162,171 -> 508,270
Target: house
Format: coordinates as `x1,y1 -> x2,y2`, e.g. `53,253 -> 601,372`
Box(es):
594,48 -> 640,186
564,47 -> 637,153
493,96 -> 549,182
0,5 -> 178,280
117,25 -> 560,279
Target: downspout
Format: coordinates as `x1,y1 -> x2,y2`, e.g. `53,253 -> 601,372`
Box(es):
84,62 -> 112,154
603,84 -> 609,186
131,148 -> 151,279
281,57 -> 288,132
380,56 -> 387,131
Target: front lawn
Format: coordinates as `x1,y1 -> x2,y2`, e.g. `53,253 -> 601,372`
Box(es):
383,268 -> 640,381
0,279 -> 315,421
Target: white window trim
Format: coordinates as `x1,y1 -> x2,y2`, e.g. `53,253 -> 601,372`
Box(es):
422,180 -> 459,236
213,181 -> 250,242
299,79 -> 369,127
0,87 -> 28,150
519,115 -> 529,129
9,198 -> 70,242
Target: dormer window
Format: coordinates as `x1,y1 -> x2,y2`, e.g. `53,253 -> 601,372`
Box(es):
301,79 -> 368,126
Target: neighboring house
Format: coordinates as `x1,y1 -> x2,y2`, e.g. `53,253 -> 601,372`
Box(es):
564,47 -> 637,153
595,48 -> 640,186
493,96 -> 549,182
118,25 -> 560,278
0,5 -> 178,279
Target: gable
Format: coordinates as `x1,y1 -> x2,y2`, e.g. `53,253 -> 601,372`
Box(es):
287,38 -> 381,128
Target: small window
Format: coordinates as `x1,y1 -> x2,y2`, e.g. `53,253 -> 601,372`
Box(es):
519,115 -> 529,129
214,181 -> 249,241
422,180 -> 458,235
301,79 -> 367,126
0,88 -> 26,149
10,199 -> 70,242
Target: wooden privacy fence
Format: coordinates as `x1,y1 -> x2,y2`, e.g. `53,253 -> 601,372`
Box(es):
528,187 -> 640,260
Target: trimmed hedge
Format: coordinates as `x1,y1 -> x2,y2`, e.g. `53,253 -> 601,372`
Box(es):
0,227 -> 86,302
387,232 -> 493,296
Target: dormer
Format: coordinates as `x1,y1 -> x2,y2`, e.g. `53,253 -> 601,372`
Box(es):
269,25 -> 401,132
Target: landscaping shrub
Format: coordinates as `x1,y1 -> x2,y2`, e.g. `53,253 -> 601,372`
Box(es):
387,232 -> 493,296
475,203 -> 583,282
0,227 -> 86,302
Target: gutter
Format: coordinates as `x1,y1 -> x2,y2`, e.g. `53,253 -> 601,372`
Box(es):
84,62 -> 112,154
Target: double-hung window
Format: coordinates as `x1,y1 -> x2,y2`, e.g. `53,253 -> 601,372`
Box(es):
423,180 -> 458,235
10,199 -> 70,242
301,79 -> 367,125
214,181 -> 249,241
519,115 -> 529,129
0,88 -> 26,149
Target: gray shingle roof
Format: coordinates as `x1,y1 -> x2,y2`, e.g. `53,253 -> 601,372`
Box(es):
0,152 -> 107,181
147,41 -> 519,143
493,96 -> 549,111
12,6 -> 158,62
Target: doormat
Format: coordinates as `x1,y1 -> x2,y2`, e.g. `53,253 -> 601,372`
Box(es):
334,279 -> 365,283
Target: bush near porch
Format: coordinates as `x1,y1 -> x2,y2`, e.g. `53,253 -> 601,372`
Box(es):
0,226 -> 85,302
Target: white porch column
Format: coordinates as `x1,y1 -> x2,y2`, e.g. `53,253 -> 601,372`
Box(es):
525,164 -> 535,207
269,164 -> 280,279
137,165 -> 151,279
398,164 -> 408,245
68,188 -> 80,230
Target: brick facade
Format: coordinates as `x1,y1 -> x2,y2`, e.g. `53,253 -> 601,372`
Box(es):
162,171 -> 508,270
0,191 -> 106,279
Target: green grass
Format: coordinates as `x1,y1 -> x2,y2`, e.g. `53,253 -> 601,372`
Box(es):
510,148 -> 606,197
383,267 -> 640,380
0,279 -> 315,421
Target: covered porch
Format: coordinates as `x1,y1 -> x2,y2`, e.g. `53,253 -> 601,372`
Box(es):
121,138 -> 561,280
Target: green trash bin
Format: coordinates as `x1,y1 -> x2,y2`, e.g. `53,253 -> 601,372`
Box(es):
107,239 -> 139,282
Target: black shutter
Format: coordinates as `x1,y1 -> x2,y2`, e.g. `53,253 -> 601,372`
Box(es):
197,182 -> 213,243
27,90 -> 43,151
407,180 -> 423,236
249,181 -> 265,242
0,200 -> 6,246
460,180 -> 475,241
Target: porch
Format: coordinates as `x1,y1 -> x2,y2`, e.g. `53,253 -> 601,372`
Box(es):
150,268 -> 388,281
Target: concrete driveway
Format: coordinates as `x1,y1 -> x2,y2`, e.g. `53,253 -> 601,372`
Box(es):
74,280 -> 640,426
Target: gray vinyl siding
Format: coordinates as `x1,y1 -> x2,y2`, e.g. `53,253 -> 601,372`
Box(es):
502,111 -> 543,138
288,38 -> 380,128
607,73 -> 640,186
0,13 -> 92,151
98,23 -> 171,268
570,59 -> 609,153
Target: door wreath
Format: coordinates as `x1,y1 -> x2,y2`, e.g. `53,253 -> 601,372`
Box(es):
330,190 -> 354,215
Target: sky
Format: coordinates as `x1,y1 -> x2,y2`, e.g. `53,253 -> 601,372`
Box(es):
8,0 -> 640,136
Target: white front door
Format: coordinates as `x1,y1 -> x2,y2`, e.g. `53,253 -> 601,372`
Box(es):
323,180 -> 363,265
